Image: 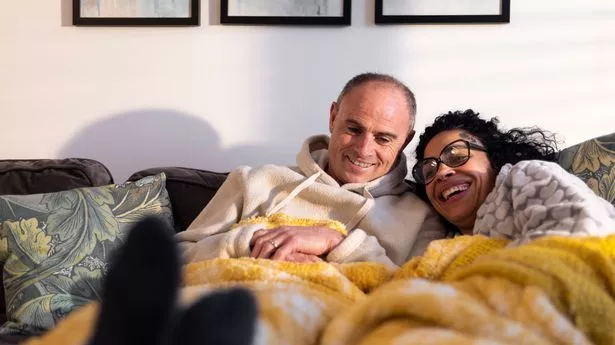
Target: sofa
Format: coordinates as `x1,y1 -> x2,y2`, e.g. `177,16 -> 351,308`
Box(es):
0,131 -> 613,343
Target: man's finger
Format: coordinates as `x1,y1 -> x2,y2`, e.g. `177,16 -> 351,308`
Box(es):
252,233 -> 286,259
250,230 -> 278,257
250,229 -> 274,247
285,253 -> 322,263
270,237 -> 299,261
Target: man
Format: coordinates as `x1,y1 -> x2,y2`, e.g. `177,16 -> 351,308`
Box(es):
176,73 -> 446,268
34,74 -> 446,345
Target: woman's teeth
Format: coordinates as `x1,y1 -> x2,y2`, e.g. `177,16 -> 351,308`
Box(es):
442,184 -> 469,201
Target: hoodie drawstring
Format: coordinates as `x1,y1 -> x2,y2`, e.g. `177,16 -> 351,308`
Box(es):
265,172 -> 375,232
343,186 -> 374,230
265,171 -> 322,217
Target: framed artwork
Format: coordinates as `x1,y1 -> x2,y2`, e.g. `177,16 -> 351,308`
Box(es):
375,0 -> 510,24
73,0 -> 200,26
221,0 -> 351,26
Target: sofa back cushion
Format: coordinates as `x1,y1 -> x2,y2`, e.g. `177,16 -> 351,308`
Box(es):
558,132 -> 615,205
128,167 -> 228,232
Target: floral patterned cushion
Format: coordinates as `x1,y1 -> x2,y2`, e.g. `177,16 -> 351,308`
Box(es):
558,132 -> 615,205
0,173 -> 174,336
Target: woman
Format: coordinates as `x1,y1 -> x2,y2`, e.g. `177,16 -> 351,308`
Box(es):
413,109 -> 615,245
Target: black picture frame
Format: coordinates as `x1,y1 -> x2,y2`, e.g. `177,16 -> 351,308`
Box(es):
73,0 -> 200,26
375,0 -> 510,24
221,0 -> 351,26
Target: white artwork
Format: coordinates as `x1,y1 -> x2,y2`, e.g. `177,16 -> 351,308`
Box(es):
382,0 -> 501,16
227,0 -> 344,17
80,0 -> 191,18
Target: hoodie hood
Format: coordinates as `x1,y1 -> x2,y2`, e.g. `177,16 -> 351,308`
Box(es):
296,135 -> 410,198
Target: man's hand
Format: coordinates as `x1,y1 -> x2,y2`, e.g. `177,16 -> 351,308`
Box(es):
249,226 -> 344,261
284,253 -> 324,263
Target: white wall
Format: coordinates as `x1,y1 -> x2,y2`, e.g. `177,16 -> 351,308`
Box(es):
1,0 -> 614,182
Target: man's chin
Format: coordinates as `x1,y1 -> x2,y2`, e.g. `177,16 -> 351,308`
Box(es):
340,172 -> 376,184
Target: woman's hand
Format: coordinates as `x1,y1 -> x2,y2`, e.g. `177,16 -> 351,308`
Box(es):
249,226 -> 344,261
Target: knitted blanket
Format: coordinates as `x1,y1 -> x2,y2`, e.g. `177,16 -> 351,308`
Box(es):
322,234 -> 615,345
22,220 -> 615,345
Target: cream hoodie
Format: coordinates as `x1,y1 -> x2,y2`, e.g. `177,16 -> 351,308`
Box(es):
176,135 -> 447,268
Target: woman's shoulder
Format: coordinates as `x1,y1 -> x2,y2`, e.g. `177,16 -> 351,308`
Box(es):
498,160 -> 569,179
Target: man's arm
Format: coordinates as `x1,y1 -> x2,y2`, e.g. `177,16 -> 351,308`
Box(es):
327,196 -> 447,267
326,229 -> 397,268
175,167 -> 266,262
406,208 -> 448,258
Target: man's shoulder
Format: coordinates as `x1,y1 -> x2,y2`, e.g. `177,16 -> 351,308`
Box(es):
228,164 -> 304,181
375,187 -> 434,212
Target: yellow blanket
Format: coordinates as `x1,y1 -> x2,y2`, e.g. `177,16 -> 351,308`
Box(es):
22,216 -> 615,345
22,215 -> 392,345
322,235 -> 615,345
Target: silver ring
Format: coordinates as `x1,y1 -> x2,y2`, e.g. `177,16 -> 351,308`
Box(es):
269,240 -> 278,249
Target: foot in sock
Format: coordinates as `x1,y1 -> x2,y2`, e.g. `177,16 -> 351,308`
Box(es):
87,216 -> 258,345
174,287 -> 258,345
88,216 -> 181,345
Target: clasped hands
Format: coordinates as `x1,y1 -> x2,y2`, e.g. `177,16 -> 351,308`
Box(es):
249,226 -> 344,263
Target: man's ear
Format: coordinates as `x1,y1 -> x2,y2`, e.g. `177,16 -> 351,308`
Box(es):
329,102 -> 338,133
402,129 -> 415,151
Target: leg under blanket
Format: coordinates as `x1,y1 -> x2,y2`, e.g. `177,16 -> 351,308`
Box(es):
22,223 -> 615,345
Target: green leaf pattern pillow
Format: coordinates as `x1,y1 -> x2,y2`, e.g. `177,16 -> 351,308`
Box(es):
558,132 -> 615,205
0,173 -> 174,335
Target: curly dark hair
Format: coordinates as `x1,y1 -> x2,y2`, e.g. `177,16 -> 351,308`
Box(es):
415,109 -> 560,174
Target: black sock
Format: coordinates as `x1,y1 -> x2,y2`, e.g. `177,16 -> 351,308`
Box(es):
173,287 -> 258,345
88,216 -> 181,345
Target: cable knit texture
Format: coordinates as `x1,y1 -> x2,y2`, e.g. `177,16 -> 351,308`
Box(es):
474,160 -> 615,245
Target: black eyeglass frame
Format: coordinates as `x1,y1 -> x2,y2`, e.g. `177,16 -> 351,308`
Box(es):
412,139 -> 487,185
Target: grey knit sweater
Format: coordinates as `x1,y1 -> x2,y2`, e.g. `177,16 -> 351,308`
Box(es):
474,160 -> 615,245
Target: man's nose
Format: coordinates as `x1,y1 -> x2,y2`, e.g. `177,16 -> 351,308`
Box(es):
355,134 -> 375,156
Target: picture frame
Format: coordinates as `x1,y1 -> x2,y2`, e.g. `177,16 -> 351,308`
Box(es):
375,0 -> 510,24
221,0 -> 351,26
73,0 -> 200,26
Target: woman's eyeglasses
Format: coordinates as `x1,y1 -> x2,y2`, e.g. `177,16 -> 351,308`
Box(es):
412,139 -> 487,185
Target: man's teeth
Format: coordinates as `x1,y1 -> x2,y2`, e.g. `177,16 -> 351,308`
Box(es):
349,158 -> 372,168
442,184 -> 469,201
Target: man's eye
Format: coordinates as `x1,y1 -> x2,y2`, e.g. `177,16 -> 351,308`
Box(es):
376,137 -> 391,144
348,127 -> 360,134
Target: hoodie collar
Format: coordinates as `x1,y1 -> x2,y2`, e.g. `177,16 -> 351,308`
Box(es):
296,135 -> 410,197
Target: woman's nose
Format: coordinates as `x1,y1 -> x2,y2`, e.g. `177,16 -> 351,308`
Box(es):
434,163 -> 455,181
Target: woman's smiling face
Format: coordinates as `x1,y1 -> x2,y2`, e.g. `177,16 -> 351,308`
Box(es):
422,129 -> 497,233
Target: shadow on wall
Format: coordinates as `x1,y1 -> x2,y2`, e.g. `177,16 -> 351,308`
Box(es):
60,0 -> 72,27
59,109 -> 294,182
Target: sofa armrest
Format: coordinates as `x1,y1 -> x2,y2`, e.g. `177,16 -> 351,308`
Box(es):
0,158 -> 113,195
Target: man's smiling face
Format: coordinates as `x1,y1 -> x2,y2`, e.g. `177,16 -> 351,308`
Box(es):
326,81 -> 414,184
